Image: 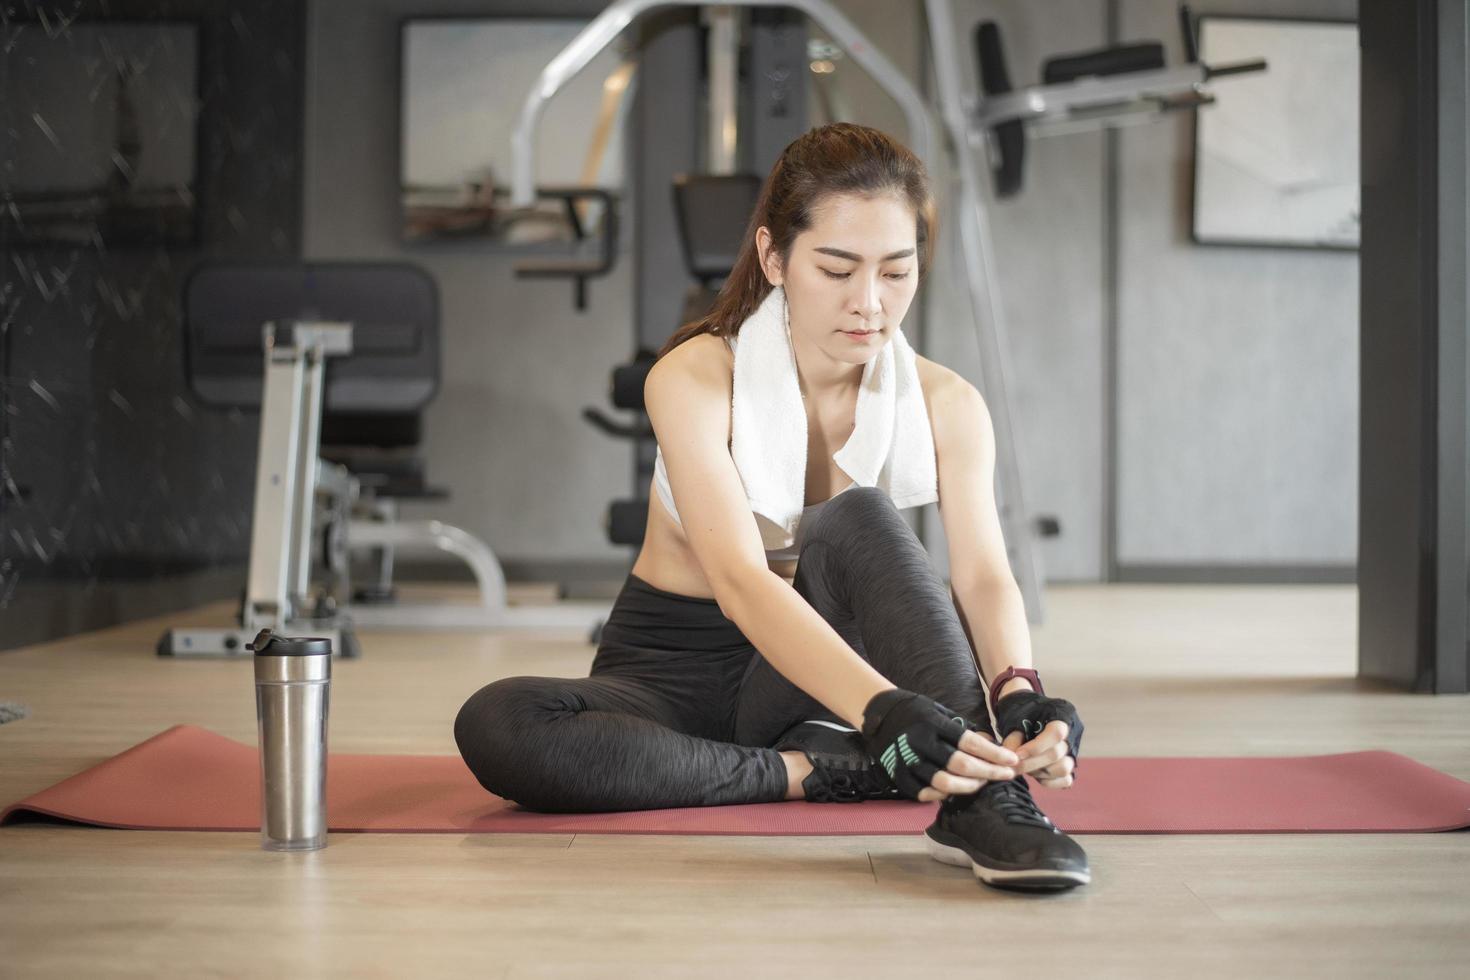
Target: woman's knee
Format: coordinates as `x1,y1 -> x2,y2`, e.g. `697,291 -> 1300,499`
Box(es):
453,676 -> 569,809
803,485 -> 913,554
831,484 -> 891,514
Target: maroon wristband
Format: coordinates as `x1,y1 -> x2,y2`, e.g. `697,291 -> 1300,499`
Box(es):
988,666 -> 1045,716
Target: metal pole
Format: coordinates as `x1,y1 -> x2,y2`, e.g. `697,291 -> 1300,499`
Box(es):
923,0 -> 1045,622
704,6 -> 740,174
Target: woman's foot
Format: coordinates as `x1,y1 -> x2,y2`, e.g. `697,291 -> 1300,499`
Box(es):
924,774 -> 1090,891
774,720 -> 899,802
780,751 -> 814,800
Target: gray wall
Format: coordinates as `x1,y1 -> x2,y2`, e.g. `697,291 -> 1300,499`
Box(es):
1114,0 -> 1358,575
302,0 -> 1358,586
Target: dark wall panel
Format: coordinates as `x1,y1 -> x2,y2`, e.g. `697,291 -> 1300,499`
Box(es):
1,0 -> 306,650
1358,0 -> 1470,692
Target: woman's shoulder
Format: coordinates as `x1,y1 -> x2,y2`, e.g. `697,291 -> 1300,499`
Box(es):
911,351 -> 987,449
652,332 -> 735,387
911,352 -> 993,470
912,351 -> 970,411
645,332 -> 736,430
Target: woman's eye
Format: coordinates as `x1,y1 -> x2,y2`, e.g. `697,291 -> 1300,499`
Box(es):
820,269 -> 910,281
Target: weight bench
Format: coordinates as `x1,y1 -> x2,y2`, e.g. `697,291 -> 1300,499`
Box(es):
157,262 -> 608,658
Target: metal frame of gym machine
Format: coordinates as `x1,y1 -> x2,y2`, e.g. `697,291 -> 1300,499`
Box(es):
158,314 -> 612,659
919,0 -> 1263,621
159,320 -> 361,657
512,0 -> 1264,624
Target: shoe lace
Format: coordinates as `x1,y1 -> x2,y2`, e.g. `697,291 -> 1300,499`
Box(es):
807,754 -> 893,803
811,770 -> 864,803
983,777 -> 1054,829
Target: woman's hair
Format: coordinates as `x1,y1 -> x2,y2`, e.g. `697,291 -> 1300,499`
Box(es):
654,122 -> 937,361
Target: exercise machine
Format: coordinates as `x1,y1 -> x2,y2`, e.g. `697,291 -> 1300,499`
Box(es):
964,4 -> 1266,198
157,263 -> 611,658
920,0 -> 1264,620
158,316 -> 358,659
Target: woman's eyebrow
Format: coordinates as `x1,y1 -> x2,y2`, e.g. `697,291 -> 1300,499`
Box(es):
814,246 -> 916,262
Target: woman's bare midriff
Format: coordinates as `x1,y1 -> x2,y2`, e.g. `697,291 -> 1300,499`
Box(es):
629,483 -> 798,599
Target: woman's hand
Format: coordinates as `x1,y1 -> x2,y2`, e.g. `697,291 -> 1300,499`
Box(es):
1004,721 -> 1076,789
859,688 -> 1020,803
991,689 -> 1084,790
918,727 -> 1022,803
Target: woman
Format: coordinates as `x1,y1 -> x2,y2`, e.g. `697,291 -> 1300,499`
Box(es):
456,123 -> 1089,891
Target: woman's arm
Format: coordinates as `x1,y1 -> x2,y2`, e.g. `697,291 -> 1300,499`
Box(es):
721,575 -> 897,728
643,342 -> 895,727
928,370 -> 1037,702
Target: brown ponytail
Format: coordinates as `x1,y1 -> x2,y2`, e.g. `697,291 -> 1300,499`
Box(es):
654,122 -> 938,361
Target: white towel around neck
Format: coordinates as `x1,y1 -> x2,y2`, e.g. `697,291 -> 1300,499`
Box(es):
730,284 -> 938,551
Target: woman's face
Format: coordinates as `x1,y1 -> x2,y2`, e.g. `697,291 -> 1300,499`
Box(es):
758,191 -> 920,367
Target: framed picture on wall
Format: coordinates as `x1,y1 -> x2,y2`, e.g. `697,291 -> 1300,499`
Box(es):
1191,16 -> 1359,250
398,17 -> 627,244
5,20 -> 200,247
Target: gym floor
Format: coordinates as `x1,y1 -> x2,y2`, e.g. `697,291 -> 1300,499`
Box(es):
1,582 -> 1466,978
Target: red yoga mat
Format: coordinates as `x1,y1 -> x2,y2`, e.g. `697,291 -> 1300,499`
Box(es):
4,724 -> 1469,835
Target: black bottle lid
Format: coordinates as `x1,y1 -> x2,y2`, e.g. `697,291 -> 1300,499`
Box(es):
248,628 -> 333,657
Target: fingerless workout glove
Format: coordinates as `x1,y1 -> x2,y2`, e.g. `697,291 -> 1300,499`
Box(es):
992,690 -> 1085,775
858,688 -> 974,801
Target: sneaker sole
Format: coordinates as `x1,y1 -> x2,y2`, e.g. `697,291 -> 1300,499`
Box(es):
924,828 -> 1091,891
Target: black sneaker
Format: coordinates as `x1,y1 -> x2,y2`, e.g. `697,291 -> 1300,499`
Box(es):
773,720 -> 899,803
924,773 -> 1091,891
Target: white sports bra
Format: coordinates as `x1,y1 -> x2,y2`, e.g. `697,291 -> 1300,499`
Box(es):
651,452 -> 856,561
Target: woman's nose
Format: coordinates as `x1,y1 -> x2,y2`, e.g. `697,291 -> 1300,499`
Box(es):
851,275 -> 882,320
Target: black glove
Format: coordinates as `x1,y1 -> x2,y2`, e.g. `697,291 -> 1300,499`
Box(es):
858,688 -> 975,801
992,690 -> 1084,775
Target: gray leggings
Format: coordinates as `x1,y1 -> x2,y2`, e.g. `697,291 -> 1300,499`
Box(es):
453,486 -> 998,813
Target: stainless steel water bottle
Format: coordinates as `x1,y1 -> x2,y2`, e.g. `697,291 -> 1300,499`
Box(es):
251,628 -> 332,851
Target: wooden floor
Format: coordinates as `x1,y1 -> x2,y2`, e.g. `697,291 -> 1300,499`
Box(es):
1,582 -> 1466,978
